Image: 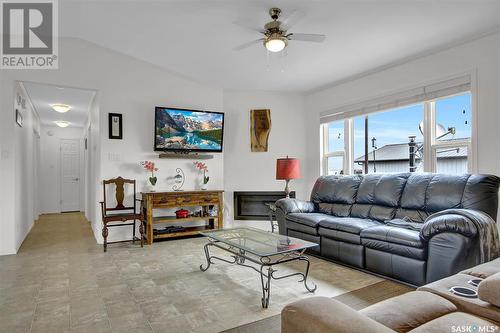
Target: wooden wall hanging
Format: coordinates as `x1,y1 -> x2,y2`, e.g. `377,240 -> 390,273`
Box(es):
250,109 -> 271,152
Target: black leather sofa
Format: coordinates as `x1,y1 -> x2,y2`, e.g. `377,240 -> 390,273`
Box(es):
276,173 -> 500,286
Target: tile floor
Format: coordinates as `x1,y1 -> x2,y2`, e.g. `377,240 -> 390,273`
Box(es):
0,213 -> 385,333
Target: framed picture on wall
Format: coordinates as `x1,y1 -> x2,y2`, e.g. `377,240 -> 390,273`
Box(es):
108,113 -> 123,139
15,109 -> 23,127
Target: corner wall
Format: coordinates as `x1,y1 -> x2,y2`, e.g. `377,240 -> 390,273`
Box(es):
223,90 -> 308,224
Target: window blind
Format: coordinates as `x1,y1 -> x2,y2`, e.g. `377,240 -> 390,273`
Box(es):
320,75 -> 471,124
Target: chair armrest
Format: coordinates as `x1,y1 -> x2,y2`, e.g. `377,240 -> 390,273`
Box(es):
420,212 -> 478,241
282,297 -> 395,333
275,198 -> 315,215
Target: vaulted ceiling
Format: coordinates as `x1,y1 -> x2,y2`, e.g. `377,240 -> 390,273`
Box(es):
60,0 -> 500,92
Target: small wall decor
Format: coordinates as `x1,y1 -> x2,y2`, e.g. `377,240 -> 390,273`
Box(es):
172,168 -> 185,191
193,161 -> 209,190
141,161 -> 158,192
108,113 -> 123,139
250,109 -> 271,152
15,109 -> 23,127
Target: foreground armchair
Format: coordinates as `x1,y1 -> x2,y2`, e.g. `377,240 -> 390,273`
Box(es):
282,258 -> 500,333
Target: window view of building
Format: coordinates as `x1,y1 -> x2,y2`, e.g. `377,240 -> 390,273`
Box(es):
353,104 -> 423,174
322,92 -> 471,175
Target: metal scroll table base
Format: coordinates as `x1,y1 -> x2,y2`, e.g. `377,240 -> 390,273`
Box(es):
199,239 -> 317,308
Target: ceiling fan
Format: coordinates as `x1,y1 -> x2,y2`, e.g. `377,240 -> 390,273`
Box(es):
234,8 -> 326,53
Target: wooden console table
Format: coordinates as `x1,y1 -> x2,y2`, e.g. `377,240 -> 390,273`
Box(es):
141,190 -> 224,244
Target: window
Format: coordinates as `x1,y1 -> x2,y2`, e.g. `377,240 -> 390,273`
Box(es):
352,104 -> 424,174
432,93 -> 471,173
321,121 -> 345,175
321,92 -> 472,175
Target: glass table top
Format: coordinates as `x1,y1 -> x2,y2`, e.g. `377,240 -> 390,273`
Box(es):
201,227 -> 318,257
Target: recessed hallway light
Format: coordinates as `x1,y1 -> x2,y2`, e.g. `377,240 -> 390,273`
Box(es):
51,104 -> 71,113
55,121 -> 70,128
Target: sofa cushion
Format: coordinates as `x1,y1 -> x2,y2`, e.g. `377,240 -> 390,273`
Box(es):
425,174 -> 469,212
408,312 -> 497,333
360,291 -> 457,333
419,273 -> 500,324
462,174 -> 500,220
319,217 -> 381,235
373,174 -> 409,207
478,272 -> 500,308
282,297 -> 395,333
400,174 -> 433,210
287,213 -> 330,228
356,174 -> 383,204
461,257 -> 500,279
360,225 -> 424,248
319,228 -> 363,244
394,208 -> 429,223
362,239 -> 427,260
310,175 -> 362,204
286,221 -> 318,236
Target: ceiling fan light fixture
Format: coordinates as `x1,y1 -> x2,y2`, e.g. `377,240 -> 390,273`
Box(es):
51,104 -> 71,113
55,121 -> 70,128
265,36 -> 287,52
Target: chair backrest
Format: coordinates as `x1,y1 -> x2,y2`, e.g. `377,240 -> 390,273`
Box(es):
102,177 -> 136,213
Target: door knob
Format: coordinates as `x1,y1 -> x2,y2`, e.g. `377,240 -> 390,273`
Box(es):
74,178 -> 79,181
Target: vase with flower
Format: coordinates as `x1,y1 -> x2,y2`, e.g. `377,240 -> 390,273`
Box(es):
141,160 -> 159,191
193,161 -> 209,190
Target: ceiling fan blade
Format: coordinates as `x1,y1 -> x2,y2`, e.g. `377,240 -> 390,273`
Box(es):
232,21 -> 265,35
280,10 -> 306,31
288,33 -> 326,43
233,39 -> 264,51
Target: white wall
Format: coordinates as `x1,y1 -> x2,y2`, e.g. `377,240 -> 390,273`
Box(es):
0,37 -> 224,249
39,125 -> 86,214
223,90 -> 308,223
13,83 -> 40,252
305,32 -> 500,190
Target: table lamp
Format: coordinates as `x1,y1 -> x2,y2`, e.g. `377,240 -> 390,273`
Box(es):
276,156 -> 301,198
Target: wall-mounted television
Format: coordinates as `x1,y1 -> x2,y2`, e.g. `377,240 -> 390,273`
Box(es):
154,107 -> 224,153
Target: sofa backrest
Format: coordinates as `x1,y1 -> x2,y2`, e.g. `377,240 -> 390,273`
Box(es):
310,173 -> 500,222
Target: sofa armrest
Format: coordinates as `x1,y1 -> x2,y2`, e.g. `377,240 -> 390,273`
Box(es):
275,198 -> 315,215
420,212 -> 478,241
282,297 -> 395,333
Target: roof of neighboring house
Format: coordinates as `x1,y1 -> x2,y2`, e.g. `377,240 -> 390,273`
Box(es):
354,142 -> 468,163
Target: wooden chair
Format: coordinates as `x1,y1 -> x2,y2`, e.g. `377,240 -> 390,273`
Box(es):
100,177 -> 144,252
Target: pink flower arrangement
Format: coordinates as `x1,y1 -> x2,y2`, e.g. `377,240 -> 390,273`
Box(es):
193,161 -> 209,185
141,161 -> 158,186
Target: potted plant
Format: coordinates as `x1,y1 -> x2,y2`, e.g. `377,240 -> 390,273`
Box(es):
193,161 -> 209,190
141,160 -> 158,191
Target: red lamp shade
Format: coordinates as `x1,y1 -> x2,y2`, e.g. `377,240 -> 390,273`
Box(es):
276,157 -> 301,180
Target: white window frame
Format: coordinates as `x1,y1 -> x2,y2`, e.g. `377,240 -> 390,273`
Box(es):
320,92 -> 473,175
427,96 -> 472,173
321,121 -> 348,176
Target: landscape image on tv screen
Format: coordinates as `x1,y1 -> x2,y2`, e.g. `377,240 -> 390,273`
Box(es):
155,107 -> 224,152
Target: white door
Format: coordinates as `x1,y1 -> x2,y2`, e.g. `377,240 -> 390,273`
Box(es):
60,139 -> 80,212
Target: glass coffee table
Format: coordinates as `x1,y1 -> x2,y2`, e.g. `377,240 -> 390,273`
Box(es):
200,227 -> 318,308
